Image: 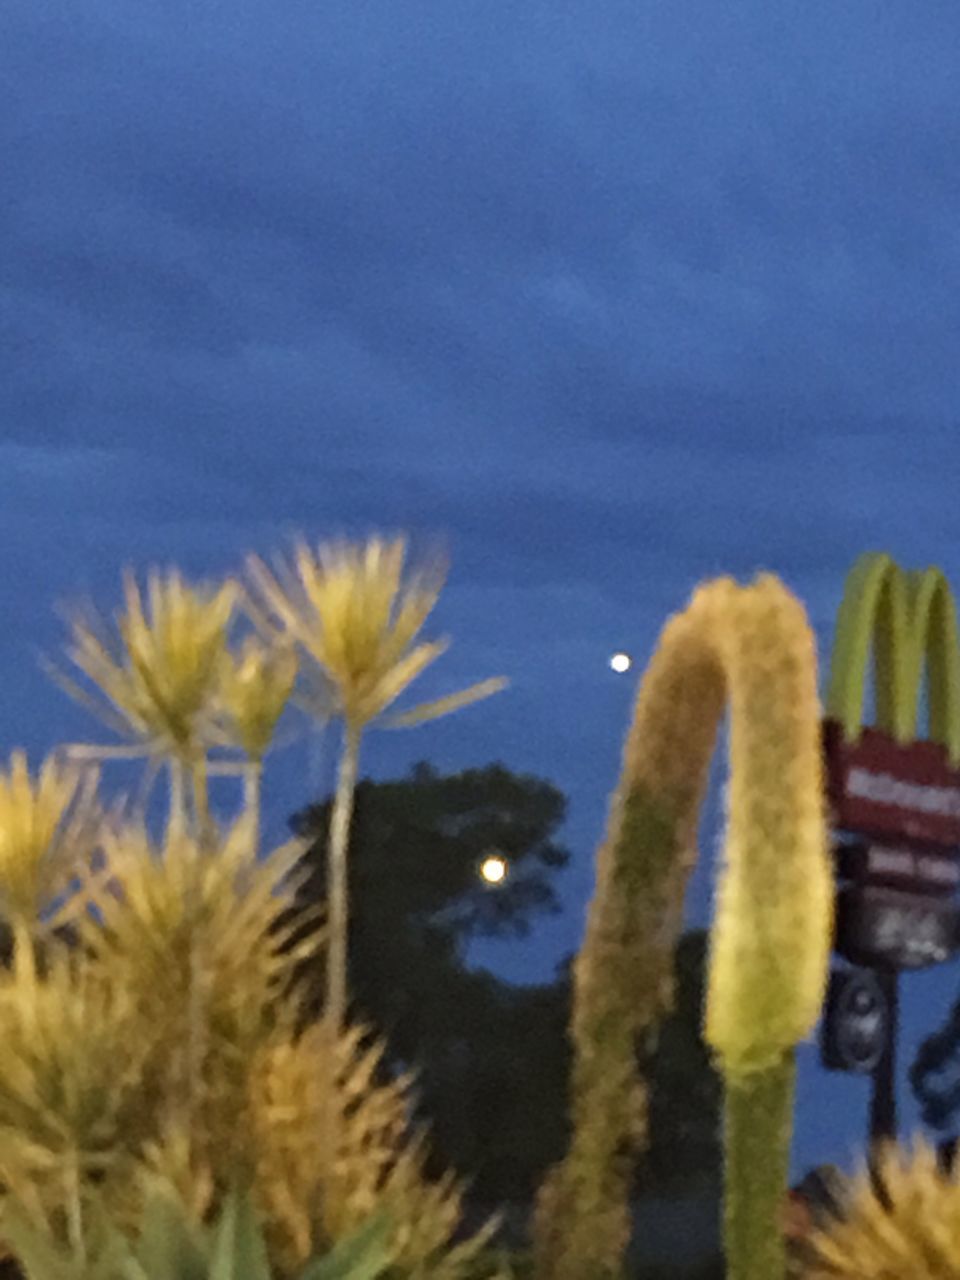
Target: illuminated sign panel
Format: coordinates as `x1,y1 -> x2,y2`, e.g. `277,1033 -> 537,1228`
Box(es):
824,721 -> 960,850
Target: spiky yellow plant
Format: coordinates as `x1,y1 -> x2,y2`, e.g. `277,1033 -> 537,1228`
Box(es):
0,543 -> 509,1280
801,1138 -> 960,1279
0,750 -> 100,961
245,535 -> 507,1037
0,810 -> 497,1280
0,950 -> 154,1267
249,1020 -> 499,1278
534,574 -> 832,1280
69,813 -> 323,1159
0,815 -> 321,1259
46,568 -> 238,829
211,634 -> 299,838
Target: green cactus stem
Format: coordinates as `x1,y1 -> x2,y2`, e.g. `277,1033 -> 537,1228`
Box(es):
724,1054 -> 797,1280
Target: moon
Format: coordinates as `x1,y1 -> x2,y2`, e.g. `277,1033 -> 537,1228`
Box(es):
480,854 -> 508,884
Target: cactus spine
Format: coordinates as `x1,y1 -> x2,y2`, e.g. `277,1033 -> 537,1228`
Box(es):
533,574 -> 833,1280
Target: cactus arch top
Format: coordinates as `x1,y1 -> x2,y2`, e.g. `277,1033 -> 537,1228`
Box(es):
573,572 -> 833,1081
535,571 -> 834,1280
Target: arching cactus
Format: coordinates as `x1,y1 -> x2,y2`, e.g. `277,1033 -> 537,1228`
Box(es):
533,574 -> 833,1280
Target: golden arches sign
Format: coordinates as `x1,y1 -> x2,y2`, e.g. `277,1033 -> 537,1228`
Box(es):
824,551 -> 960,850
827,550 -> 960,759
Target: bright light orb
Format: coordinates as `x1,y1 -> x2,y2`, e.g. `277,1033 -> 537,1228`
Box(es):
480,854 -> 508,885
609,652 -> 632,673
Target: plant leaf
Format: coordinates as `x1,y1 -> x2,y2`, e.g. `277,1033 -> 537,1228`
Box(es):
0,1200 -> 75,1280
298,1212 -> 394,1280
352,639 -> 449,725
378,676 -> 509,729
133,1181 -> 210,1280
208,1188 -> 272,1280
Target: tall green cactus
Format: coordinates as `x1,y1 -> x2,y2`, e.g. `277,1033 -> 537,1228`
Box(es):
533,574 -> 833,1280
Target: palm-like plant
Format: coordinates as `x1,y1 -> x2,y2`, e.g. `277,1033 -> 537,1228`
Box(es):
44,568 -> 238,833
244,535 -> 507,1037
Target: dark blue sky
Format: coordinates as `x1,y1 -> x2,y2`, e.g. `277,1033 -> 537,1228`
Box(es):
4,0 -> 960,1180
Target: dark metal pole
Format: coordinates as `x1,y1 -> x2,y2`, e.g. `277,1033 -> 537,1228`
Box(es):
869,968 -> 898,1146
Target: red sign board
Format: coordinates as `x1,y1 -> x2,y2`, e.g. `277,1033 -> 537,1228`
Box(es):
823,719 -> 960,851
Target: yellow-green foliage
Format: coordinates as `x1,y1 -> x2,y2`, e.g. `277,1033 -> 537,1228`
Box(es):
702,578 -> 831,1076
250,1023 -> 498,1277
0,750 -> 99,925
801,1138 -> 960,1279
244,534 -> 508,1041
0,772 -> 494,1279
244,535 -> 507,733
0,542 -> 504,1280
213,636 -> 299,763
48,569 -> 238,760
534,574 -> 832,1280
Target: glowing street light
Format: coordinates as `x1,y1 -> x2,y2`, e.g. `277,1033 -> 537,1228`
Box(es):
609,652 -> 632,674
479,854 -> 508,885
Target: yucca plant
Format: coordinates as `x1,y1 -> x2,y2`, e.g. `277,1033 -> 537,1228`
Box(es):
0,809 -> 320,1266
244,535 -> 507,1038
799,1138 -> 960,1279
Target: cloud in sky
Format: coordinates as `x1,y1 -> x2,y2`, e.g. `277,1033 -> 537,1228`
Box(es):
4,0 -> 960,1175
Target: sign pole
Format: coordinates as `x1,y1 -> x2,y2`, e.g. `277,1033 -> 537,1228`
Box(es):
868,969 -> 898,1146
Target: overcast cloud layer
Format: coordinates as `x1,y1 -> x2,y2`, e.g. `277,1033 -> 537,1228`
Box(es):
4,0 -> 960,1176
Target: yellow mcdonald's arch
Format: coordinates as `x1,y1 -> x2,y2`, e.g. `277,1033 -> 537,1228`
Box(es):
826,551 -> 960,763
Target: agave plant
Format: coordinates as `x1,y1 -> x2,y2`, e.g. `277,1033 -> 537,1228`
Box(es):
244,535 -> 507,1037
2,1173 -> 396,1280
